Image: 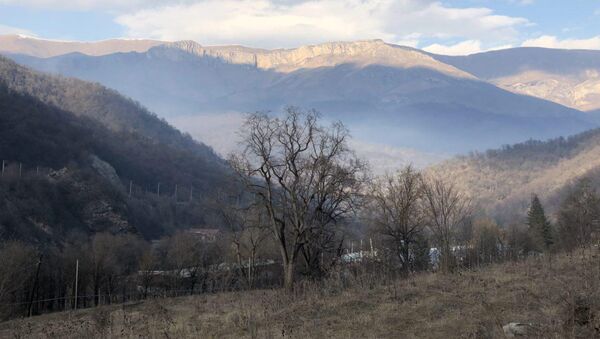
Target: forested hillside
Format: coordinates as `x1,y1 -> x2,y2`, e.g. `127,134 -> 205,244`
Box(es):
432,128 -> 600,221
0,58 -> 231,243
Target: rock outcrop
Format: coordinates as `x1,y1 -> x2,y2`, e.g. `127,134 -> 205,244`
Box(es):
160,39 -> 473,77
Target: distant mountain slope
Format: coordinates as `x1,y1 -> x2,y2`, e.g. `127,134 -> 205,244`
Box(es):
7,40 -> 594,157
433,48 -> 600,111
0,55 -> 219,160
431,128 -> 600,222
0,34 -> 163,58
0,57 -> 230,243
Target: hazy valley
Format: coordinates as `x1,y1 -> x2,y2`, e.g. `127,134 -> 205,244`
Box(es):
3,35 -> 597,168
0,30 -> 599,338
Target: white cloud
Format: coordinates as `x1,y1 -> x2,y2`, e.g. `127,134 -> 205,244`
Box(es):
114,0 -> 529,48
522,35 -> 600,50
0,0 -> 163,11
510,0 -> 534,5
423,40 -> 483,55
0,24 -> 35,36
423,40 -> 513,56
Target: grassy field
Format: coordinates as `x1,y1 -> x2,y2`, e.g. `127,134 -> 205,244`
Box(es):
1,250 -> 598,338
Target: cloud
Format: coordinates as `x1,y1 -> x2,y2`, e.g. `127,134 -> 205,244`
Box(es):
422,40 -> 513,56
0,24 -> 35,36
510,0 -> 534,5
0,0 -> 166,11
522,35 -> 600,50
114,0 -> 529,48
423,40 -> 484,55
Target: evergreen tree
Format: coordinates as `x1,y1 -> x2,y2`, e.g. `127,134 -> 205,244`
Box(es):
526,194 -> 553,251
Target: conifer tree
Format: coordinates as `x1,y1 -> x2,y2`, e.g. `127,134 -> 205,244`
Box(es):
526,194 -> 553,251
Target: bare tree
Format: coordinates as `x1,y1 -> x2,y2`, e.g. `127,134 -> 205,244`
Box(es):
214,186 -> 270,288
138,247 -> 158,298
369,166 -> 425,274
229,107 -> 366,290
557,178 -> 600,252
422,176 -> 471,273
0,241 -> 37,319
164,232 -> 216,294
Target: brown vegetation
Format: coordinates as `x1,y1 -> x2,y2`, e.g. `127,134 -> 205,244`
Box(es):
0,250 -> 597,338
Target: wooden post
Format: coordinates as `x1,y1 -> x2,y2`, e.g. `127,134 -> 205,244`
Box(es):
74,259 -> 79,310
28,255 -> 43,317
248,257 -> 251,287
129,180 -> 132,198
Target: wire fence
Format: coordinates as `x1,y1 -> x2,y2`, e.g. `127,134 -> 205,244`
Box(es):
0,159 -> 201,203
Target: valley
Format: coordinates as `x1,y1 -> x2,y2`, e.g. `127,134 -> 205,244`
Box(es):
0,29 -> 599,338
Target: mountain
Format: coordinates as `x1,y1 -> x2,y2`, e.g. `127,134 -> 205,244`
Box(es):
4,39 -> 594,161
431,128 -> 600,222
0,34 -> 162,58
0,56 -> 229,243
433,47 -> 600,112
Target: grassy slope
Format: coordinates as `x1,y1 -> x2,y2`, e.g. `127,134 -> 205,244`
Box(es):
1,251 -> 598,338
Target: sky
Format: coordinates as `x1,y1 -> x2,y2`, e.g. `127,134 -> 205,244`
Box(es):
0,0 -> 599,55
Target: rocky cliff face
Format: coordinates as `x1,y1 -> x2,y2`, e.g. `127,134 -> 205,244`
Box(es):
161,39 -> 473,77
434,48 -> 600,112
492,70 -> 600,112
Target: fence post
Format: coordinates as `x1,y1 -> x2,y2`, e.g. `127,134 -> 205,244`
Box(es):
74,259 -> 79,310
28,255 -> 43,317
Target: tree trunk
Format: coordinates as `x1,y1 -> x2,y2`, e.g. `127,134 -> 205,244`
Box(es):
93,275 -> 100,306
283,262 -> 295,292
402,244 -> 411,275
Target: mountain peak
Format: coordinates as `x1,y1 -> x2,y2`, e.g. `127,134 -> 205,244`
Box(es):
159,39 -> 472,77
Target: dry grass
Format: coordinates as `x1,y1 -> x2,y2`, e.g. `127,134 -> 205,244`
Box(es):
1,250 -> 598,339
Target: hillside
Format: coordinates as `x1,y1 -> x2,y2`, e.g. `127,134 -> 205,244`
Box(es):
432,128 -> 600,221
0,252 -> 596,338
434,48 -> 600,111
0,34 -> 163,58
6,39 -> 594,159
0,57 -> 230,243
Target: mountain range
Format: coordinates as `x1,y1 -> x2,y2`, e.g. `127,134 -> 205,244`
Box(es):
0,36 -> 600,226
2,35 -> 597,169
433,47 -> 600,112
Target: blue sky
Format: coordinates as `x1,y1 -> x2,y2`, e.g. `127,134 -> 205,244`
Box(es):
0,0 -> 599,54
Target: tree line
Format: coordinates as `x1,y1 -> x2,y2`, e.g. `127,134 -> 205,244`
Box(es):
1,107 -> 598,320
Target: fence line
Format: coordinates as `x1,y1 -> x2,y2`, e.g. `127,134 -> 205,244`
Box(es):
0,159 -> 201,203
